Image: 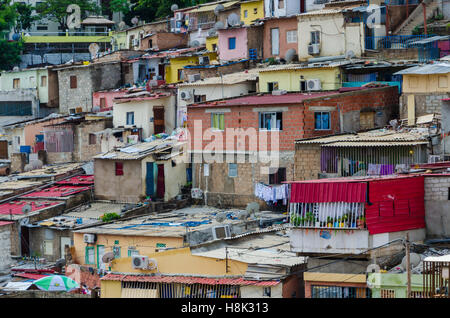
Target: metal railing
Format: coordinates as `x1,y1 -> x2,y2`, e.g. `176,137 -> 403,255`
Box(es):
365,34 -> 436,50
22,30 -> 111,37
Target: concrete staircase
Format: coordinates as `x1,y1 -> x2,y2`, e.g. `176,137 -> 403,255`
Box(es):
394,0 -> 441,35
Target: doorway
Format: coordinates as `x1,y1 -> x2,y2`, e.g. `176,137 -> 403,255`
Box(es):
156,164 -> 165,199
153,106 -> 165,134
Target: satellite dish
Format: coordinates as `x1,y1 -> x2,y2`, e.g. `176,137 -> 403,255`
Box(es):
190,40 -> 200,47
147,258 -> 158,270
171,4 -> 179,12
214,21 -> 225,30
214,4 -> 225,16
215,212 -> 227,223
131,17 -> 139,25
345,50 -> 355,60
55,258 -> 66,267
227,13 -> 240,27
285,48 -> 297,63
246,202 -> 259,216
88,43 -> 100,59
102,252 -> 115,263
118,21 -> 126,30
401,253 -> 421,269
208,29 -> 217,37
22,204 -> 32,214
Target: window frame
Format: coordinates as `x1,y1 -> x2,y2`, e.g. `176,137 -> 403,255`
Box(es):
70,75 -> 77,89
259,111 -> 282,131
267,82 -> 279,92
126,111 -> 135,125
311,31 -> 320,45
314,111 -> 331,131
211,112 -> 225,131
228,37 -> 236,50
115,162 -> 124,176
89,133 -> 97,145
40,75 -> 47,87
228,163 -> 238,178
13,78 -> 20,89
286,30 -> 298,43
85,246 -> 95,265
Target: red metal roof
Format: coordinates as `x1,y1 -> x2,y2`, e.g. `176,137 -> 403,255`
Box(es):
55,175 -> 94,185
290,182 -> 367,203
101,274 -> 279,286
13,273 -> 49,280
21,185 -> 91,198
0,221 -> 13,226
188,92 -> 339,108
0,200 -> 61,215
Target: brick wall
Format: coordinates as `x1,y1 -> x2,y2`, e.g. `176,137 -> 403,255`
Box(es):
294,144 -> 321,181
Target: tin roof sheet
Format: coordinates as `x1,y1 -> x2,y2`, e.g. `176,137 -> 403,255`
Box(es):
303,272 -> 367,283
186,1 -> 239,13
178,69 -> 259,87
394,62 -> 450,75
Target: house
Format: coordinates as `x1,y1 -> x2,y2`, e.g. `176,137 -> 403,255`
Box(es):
24,201 -> 147,262
72,206 -> 286,271
258,60 -> 353,92
165,49 -> 218,84
92,89 -> 128,112
367,272 -> 425,298
262,16 -> 298,60
99,230 -> 306,298
217,25 -> 264,62
297,2 -> 373,61
395,62 -> 450,122
182,59 -> 251,82
264,0 -> 304,18
293,129 -> 430,181
112,91 -> 175,140
54,61 -> 122,114
177,69 -> 259,127
304,272 -> 370,298
187,86 -> 398,207
125,20 -> 170,51
140,32 -> 189,52
287,175 -> 426,259
240,0 -> 265,25
93,138 -> 187,203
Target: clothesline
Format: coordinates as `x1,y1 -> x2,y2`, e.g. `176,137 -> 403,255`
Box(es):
254,182 -> 289,205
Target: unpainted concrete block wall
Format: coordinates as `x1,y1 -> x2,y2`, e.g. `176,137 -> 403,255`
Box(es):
424,176 -> 450,238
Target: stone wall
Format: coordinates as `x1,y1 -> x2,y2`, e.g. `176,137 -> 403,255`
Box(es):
74,120 -> 109,162
400,92 -> 450,119
424,175 -> 450,238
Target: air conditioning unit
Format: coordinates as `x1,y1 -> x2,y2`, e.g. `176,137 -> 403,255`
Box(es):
132,255 -> 149,269
188,74 -> 201,83
306,79 -> 322,91
180,91 -> 192,100
199,56 -> 210,65
308,43 -> 320,55
212,225 -> 231,240
83,233 -> 96,244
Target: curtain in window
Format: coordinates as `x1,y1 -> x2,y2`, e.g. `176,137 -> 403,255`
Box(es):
212,114 -> 224,130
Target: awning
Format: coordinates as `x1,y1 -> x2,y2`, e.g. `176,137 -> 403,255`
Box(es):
290,182 -> 367,203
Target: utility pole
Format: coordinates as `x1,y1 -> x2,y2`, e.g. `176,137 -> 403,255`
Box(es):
225,247 -> 229,273
406,233 -> 411,298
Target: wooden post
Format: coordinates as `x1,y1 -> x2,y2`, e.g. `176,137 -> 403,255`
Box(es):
406,233 -> 411,298
225,247 -> 229,273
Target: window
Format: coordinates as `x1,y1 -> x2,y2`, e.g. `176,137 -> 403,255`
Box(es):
115,162 -> 124,176
260,112 -> 282,130
244,10 -> 248,18
113,246 -> 121,259
194,94 -> 206,103
314,112 -> 330,130
149,39 -> 153,48
178,69 -> 184,81
228,37 -> 236,50
312,285 -> 371,298
13,78 -> 20,89
211,113 -> 225,131
254,8 -> 258,14
438,75 -> 448,88
278,0 -> 284,9
269,167 -> 286,184
36,25 -> 48,31
311,31 -> 320,44
286,30 -> 297,43
126,111 -> 134,125
70,75 -> 77,89
228,163 -> 238,177
85,246 -> 95,264
40,76 -> 47,87
128,248 -> 139,257
267,82 -> 278,92
100,97 -> 106,108
212,43 -> 217,51
43,240 -> 53,255
263,287 -> 271,297
29,76 -> 35,86
380,289 -> 395,298
89,133 -> 96,145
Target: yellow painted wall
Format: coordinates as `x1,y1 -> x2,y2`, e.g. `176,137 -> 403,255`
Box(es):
258,67 -> 342,92
111,31 -> 128,50
72,232 -> 184,267
109,247 -> 248,276
165,52 -> 218,84
206,36 -> 218,52
240,0 -> 264,25
101,280 -> 122,298
402,73 -> 450,94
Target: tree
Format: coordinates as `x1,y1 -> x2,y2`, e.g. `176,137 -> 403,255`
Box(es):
12,2 -> 39,33
36,0 -> 100,31
0,0 -> 22,71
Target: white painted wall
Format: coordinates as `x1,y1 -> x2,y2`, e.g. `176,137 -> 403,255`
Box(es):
290,228 -> 370,254
241,284 -> 283,298
297,14 -> 365,61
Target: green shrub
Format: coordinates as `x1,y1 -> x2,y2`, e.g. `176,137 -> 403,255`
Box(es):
101,212 -> 121,222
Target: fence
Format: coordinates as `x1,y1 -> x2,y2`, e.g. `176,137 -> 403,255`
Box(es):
311,285 -> 371,298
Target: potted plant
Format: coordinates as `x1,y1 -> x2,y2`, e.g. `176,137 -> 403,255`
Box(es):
357,216 -> 366,229
334,217 -> 340,228
342,214 -> 348,228
327,217 -> 333,228
315,216 -> 320,228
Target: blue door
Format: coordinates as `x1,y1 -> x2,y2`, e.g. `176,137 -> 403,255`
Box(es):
146,162 -> 154,197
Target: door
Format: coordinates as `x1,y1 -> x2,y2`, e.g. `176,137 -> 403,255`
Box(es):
146,162 -> 154,197
20,226 -> 30,256
158,64 -> 165,79
153,106 -> 165,134
97,245 -> 106,270
271,28 -> 280,56
360,112 -> 375,130
0,140 -> 8,159
60,237 -> 71,260
156,164 -> 165,199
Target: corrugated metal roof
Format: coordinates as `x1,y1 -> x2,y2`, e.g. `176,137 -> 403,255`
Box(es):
178,69 -> 259,87
290,182 -> 367,203
321,141 -> 429,147
304,272 -> 367,284
186,1 -> 239,13
101,273 -> 280,286
424,254 -> 450,262
394,62 -> 450,75
258,60 -> 354,72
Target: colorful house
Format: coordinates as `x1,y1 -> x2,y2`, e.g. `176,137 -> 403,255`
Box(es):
304,273 -> 370,298
165,51 -> 217,84
217,25 -> 263,62
240,0 -> 265,25
367,273 -> 425,298
262,16 -> 298,60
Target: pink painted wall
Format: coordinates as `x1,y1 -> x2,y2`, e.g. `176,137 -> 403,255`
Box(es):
263,16 -> 298,60
24,117 -> 65,151
218,28 -> 248,62
92,90 -> 128,111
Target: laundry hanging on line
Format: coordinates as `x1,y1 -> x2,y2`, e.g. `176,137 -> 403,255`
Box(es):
254,183 -> 289,204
